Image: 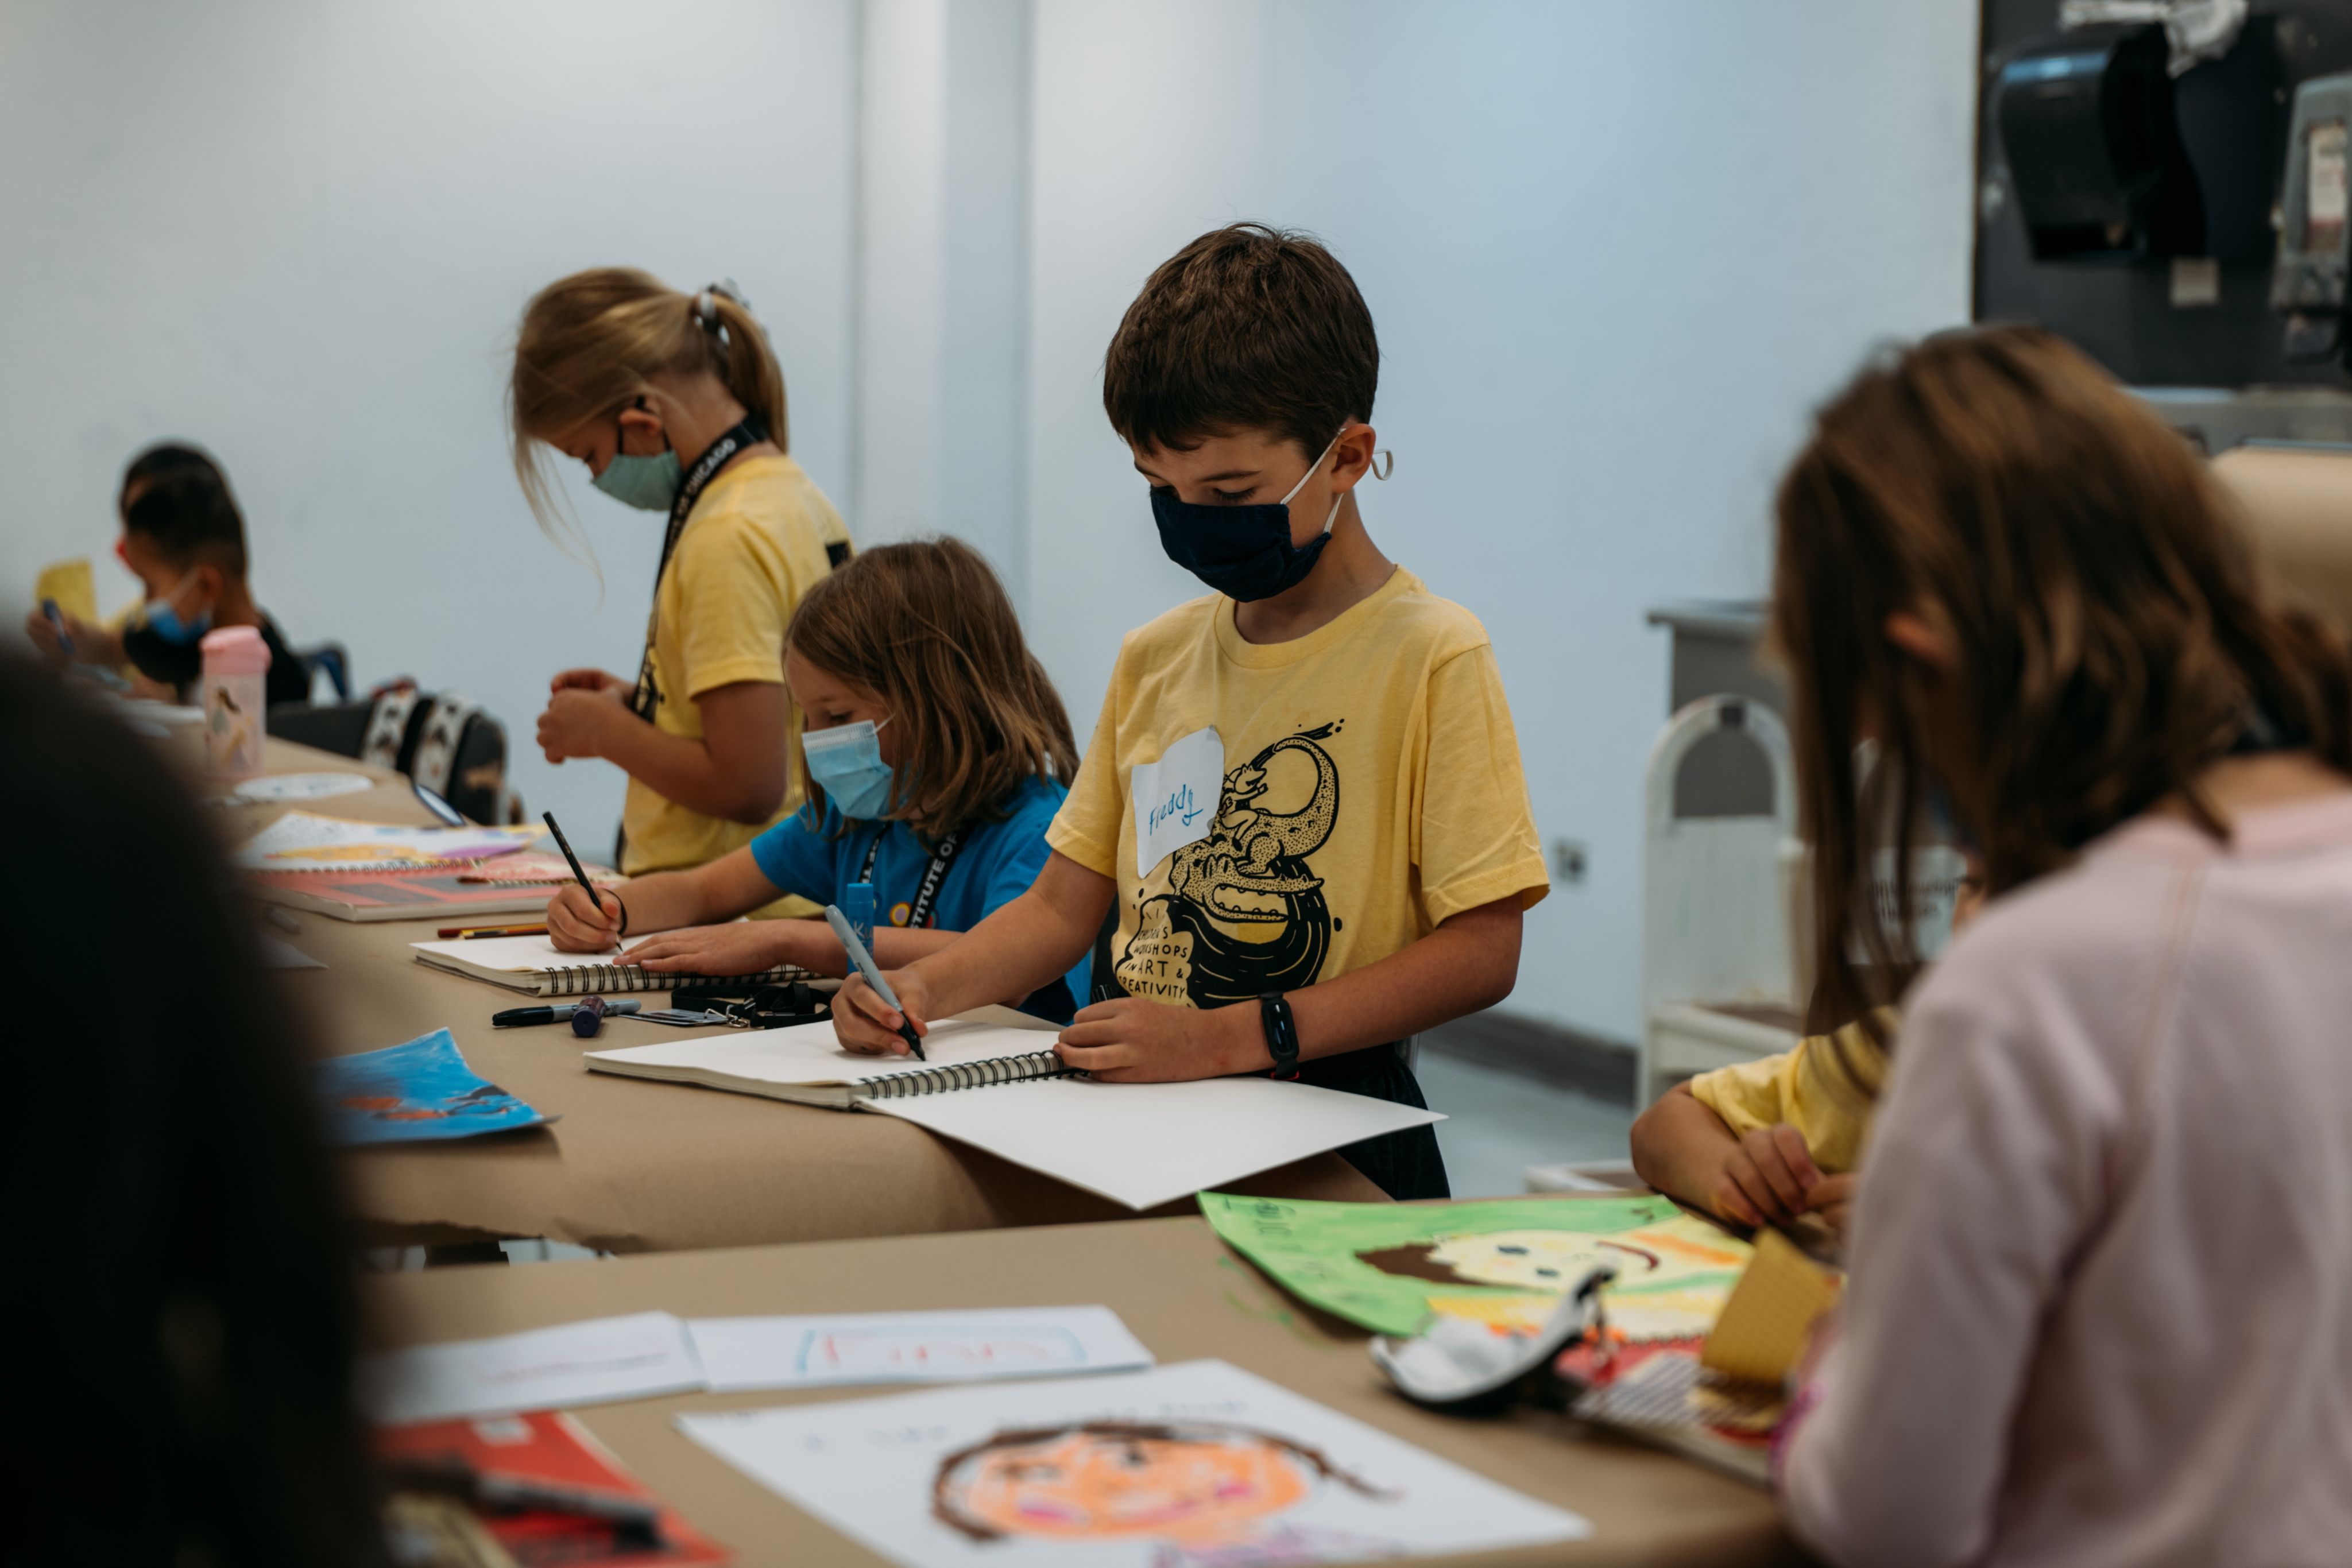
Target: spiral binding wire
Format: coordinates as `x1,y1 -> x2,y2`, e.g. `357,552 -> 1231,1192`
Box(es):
544,962 -> 810,996
856,1050 -> 1071,1099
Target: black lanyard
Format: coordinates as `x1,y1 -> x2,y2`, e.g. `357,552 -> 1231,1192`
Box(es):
857,828 -> 964,930
630,416 -> 768,720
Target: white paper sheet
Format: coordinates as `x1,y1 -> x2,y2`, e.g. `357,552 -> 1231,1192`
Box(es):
587,1017 -> 1059,1087
677,1358 -> 1589,1568
236,810 -> 538,870
360,1311 -> 705,1424
231,771 -> 376,804
687,1306 -> 1154,1393
869,1075 -> 1442,1210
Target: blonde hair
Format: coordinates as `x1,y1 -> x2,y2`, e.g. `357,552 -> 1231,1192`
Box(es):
508,268 -> 788,531
787,538 -> 1079,843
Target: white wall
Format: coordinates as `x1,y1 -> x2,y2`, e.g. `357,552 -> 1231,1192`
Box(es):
1018,1 -> 1979,1043
0,0 -> 858,852
4,1 -> 1976,1046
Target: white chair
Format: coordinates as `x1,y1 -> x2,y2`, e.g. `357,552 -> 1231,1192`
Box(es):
1639,695 -> 1804,1108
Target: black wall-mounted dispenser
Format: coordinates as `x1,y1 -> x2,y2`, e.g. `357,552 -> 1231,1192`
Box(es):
1997,24 -> 2206,262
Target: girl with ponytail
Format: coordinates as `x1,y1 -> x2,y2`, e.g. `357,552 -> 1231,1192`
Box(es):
510,269 -> 852,895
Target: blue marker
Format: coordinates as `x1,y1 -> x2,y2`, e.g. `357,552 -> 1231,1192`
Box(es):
40,599 -> 74,658
825,901 -> 925,1061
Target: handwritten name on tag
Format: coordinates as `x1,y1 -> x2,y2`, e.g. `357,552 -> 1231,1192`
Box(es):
1131,726 -> 1224,878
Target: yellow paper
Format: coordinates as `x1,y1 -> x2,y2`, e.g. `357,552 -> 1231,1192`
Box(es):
1699,1228 -> 1841,1385
34,559 -> 95,624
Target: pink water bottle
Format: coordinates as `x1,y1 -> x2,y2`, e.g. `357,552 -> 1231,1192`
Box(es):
199,625 -> 270,780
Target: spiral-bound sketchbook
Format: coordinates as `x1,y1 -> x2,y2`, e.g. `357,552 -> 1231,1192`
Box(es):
411,932 -> 817,996
586,1019 -> 1444,1209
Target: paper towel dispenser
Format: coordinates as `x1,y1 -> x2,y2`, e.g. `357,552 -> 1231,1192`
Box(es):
2270,73 -> 2352,364
1996,24 -> 2205,262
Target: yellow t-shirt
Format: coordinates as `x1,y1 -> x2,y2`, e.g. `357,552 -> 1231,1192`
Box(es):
622,454 -> 850,887
1047,566 -> 1549,1009
1686,1009 -> 1897,1175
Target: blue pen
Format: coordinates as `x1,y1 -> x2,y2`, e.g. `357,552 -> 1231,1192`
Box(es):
825,902 -> 925,1061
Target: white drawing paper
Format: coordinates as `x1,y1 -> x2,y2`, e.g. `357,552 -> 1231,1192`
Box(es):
868,1075 -> 1442,1211
361,1311 -> 706,1425
678,1358 -> 1590,1568
231,771 -> 376,804
686,1305 -> 1154,1393
1130,726 -> 1224,878
256,933 -> 326,970
235,810 -> 538,870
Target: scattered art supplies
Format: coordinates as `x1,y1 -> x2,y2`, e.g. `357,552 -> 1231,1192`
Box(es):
235,810 -> 541,870
1200,1192 -> 1752,1341
318,1028 -> 552,1145
676,1358 -> 1591,1568
1556,1229 -> 1845,1486
414,933 -> 816,997
687,1306 -> 1154,1393
587,1020 -> 1442,1211
365,1312 -> 705,1425
380,1410 -> 728,1567
237,812 -> 590,923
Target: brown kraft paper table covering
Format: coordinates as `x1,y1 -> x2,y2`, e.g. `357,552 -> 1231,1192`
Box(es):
240,740 -> 1383,1251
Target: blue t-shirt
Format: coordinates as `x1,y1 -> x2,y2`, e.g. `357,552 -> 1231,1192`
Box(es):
748,773 -> 1088,1023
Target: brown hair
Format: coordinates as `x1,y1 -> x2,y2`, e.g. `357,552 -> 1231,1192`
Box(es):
508,268 -> 788,531
1103,223 -> 1378,459
787,537 -> 1077,842
1773,324 -> 2352,1038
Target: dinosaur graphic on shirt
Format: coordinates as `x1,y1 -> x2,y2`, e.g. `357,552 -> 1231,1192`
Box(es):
1117,724 -> 1341,1007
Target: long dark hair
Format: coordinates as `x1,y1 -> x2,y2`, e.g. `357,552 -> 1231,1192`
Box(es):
7,659 -> 384,1565
1773,326 -> 2352,1037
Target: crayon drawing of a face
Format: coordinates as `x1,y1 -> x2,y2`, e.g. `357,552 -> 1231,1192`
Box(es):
932,1421 -> 1386,1547
1357,1230 -> 1659,1291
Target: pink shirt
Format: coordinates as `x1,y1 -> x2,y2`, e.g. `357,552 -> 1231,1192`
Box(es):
1780,795 -> 2352,1567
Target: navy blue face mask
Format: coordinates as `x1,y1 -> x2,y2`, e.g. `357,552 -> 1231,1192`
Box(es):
1151,430 -> 1348,602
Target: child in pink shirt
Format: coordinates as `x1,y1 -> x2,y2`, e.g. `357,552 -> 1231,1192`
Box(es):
1766,326 -> 2352,1567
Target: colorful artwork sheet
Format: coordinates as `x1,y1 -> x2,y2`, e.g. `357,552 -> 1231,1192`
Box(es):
677,1358 -> 1589,1568
379,1410 -> 729,1565
318,1028 -> 552,1144
235,810 -> 539,870
1198,1192 -> 1751,1339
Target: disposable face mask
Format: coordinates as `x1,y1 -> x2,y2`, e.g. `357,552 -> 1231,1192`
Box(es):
140,567 -> 212,646
803,718 -> 895,820
590,415 -> 682,512
1151,429 -> 1349,602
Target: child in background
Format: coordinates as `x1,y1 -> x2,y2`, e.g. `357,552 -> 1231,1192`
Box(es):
24,444 -> 311,705
832,225 -> 1550,1199
547,539 -> 1090,1021
1765,327 -> 2352,1565
509,270 -> 851,899
1630,869 -> 1981,1235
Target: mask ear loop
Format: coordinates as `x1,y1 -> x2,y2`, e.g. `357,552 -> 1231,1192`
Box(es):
1371,450 -> 1395,480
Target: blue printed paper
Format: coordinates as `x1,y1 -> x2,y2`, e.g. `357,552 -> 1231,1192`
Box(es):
318,1028 -> 552,1144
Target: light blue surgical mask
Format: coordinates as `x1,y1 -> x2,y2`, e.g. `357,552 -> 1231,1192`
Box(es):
803,717 -> 895,820
140,567 -> 212,646
591,445 -> 682,512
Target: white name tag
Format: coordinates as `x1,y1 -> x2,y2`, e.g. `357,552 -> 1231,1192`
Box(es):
1131,726 -> 1224,878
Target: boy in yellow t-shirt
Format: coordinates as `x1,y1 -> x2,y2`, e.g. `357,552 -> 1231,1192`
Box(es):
833,224 -> 1550,1199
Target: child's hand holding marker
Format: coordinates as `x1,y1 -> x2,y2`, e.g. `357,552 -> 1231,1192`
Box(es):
546,882 -> 628,952
833,965 -> 934,1058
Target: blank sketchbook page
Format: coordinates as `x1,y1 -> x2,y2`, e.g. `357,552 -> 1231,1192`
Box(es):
585,1018 -> 1055,1088
411,934 -> 604,974
871,1075 -> 1442,1210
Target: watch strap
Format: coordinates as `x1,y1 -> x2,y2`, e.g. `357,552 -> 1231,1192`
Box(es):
1258,992 -> 1301,1081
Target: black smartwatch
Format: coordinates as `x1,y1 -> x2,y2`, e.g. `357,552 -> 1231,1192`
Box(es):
1258,992 -> 1301,1081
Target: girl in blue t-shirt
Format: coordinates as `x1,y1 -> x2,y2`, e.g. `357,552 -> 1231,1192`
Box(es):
547,537 -> 1090,1019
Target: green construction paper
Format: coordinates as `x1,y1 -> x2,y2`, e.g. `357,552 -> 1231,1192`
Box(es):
1198,1191 -> 1705,1337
